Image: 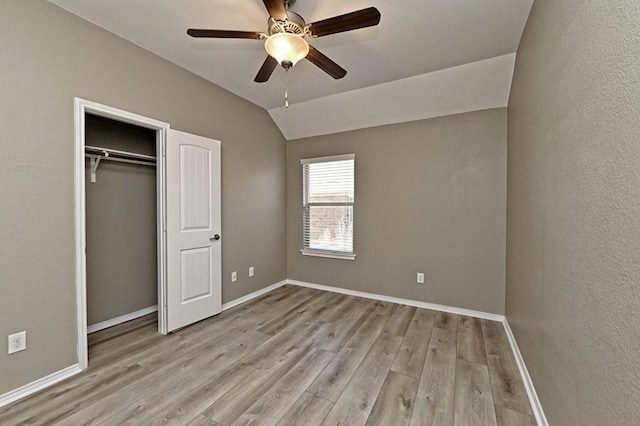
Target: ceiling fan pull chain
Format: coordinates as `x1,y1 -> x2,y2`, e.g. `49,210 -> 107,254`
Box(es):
284,68 -> 289,108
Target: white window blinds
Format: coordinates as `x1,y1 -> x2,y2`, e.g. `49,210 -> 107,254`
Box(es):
301,154 -> 355,259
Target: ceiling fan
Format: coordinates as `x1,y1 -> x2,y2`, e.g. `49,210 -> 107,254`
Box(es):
187,0 -> 381,83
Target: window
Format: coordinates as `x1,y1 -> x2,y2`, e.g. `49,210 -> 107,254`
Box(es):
301,154 -> 355,260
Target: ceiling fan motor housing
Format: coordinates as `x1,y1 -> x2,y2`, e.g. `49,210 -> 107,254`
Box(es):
268,11 -> 308,36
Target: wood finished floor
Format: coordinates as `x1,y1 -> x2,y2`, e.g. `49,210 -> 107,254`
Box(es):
0,285 -> 536,425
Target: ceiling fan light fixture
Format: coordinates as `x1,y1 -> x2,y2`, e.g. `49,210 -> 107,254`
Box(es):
264,32 -> 309,69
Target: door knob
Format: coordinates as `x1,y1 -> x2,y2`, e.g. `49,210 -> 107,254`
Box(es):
210,234 -> 221,242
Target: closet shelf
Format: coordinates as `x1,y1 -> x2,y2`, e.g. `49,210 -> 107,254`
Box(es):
85,145 -> 156,183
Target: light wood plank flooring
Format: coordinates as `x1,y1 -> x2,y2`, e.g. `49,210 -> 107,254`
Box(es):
0,285 -> 535,425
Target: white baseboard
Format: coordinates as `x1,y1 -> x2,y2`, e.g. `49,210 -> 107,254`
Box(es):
287,279 -> 505,322
0,364 -> 82,408
87,305 -> 158,334
502,319 -> 548,426
222,280 -> 288,311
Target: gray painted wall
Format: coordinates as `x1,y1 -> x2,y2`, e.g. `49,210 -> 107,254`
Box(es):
85,115 -> 157,325
287,109 -> 507,314
507,0 -> 640,424
0,1 -> 286,394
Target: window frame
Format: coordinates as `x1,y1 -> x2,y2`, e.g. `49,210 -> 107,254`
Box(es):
300,153 -> 356,261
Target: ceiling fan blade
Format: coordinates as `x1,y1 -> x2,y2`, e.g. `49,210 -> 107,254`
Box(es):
187,29 -> 264,39
306,45 -> 347,79
308,7 -> 381,38
254,56 -> 279,83
262,0 -> 287,21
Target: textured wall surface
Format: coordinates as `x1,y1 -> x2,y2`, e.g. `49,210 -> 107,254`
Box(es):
507,0 -> 640,424
0,0 -> 286,395
85,115 -> 158,325
288,109 -> 507,314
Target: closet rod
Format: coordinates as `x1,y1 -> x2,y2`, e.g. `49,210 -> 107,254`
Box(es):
85,145 -> 156,162
85,145 -> 156,183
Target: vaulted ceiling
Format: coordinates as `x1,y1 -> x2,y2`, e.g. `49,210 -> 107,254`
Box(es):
50,0 -> 533,139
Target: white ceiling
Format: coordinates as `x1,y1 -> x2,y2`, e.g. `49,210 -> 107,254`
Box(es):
50,0 -> 533,139
270,53 -> 516,140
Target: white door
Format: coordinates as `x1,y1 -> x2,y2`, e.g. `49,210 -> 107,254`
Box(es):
166,129 -> 222,332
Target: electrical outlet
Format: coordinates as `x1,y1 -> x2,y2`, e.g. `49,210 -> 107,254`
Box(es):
231,271 -> 237,282
417,273 -> 425,284
8,331 -> 26,354
249,266 -> 254,277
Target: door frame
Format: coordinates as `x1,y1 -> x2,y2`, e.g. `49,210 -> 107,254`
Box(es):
74,98 -> 170,370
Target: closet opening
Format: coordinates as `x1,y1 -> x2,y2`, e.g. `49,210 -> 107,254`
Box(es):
74,98 -> 170,370
84,114 -> 158,346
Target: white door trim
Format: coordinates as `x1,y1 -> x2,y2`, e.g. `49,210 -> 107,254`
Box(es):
74,98 -> 170,370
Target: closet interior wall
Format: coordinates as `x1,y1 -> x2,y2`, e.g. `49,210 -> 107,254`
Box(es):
84,114 -> 158,327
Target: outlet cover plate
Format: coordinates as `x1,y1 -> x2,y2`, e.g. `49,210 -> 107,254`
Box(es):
8,331 -> 26,354
249,266 -> 254,277
417,273 -> 425,284
231,271 -> 237,282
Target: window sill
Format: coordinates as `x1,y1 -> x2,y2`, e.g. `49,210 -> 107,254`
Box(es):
301,250 -> 356,261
